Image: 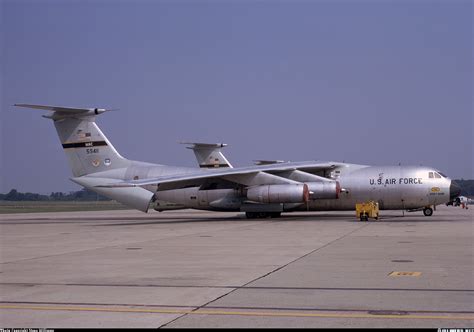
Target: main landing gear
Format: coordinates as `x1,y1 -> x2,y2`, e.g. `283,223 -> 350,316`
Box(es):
407,206 -> 435,216
245,212 -> 281,219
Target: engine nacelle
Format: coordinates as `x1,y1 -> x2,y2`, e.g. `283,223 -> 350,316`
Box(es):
153,200 -> 186,212
247,184 -> 309,204
306,181 -> 341,199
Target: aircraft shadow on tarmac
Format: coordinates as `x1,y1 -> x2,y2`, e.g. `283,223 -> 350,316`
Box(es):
1,212 -> 462,226
91,212 -> 453,226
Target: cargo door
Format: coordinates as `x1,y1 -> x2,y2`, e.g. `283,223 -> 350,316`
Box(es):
378,167 -> 402,210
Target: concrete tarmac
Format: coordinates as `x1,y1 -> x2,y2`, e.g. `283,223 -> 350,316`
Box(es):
0,205 -> 473,328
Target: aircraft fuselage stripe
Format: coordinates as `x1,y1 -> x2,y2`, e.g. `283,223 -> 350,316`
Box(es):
62,141 -> 108,149
199,164 -> 230,168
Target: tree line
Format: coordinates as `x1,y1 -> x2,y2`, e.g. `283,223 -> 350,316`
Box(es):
456,179 -> 474,196
1,179 -> 473,201
0,188 -> 111,201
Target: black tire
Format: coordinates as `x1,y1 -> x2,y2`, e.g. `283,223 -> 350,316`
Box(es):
246,212 -> 257,219
423,207 -> 433,217
270,212 -> 282,218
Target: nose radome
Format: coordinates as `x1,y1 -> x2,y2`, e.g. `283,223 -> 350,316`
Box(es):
449,180 -> 461,200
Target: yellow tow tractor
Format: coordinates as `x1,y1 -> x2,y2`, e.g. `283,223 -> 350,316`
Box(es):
356,201 -> 379,221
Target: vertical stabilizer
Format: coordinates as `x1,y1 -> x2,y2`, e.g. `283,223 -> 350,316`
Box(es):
15,104 -> 131,177
180,142 -> 233,168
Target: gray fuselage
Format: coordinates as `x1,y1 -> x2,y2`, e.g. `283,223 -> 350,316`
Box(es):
113,163 -> 453,212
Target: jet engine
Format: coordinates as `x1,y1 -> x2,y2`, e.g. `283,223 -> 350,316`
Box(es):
247,184 -> 310,204
306,181 -> 341,199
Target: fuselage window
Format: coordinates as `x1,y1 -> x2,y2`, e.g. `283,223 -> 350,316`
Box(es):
429,172 -> 434,179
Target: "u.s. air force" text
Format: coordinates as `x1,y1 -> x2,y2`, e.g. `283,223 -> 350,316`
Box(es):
369,178 -> 423,185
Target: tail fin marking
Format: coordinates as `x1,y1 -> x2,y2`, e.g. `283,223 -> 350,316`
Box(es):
15,104 -> 131,177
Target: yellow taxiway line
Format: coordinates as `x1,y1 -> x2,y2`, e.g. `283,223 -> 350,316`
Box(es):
1,304 -> 473,320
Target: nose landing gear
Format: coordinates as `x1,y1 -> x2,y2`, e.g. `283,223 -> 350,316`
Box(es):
423,206 -> 433,217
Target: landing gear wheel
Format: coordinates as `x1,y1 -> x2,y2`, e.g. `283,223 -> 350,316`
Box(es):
423,207 -> 433,217
246,212 -> 279,219
245,212 -> 257,219
246,212 -> 282,219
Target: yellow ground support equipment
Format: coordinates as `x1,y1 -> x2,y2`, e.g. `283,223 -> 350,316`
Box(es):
356,201 -> 379,221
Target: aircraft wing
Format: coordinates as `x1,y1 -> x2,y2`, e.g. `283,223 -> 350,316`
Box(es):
94,161 -> 342,191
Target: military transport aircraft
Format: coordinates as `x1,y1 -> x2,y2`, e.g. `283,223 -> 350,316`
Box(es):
15,104 -> 461,218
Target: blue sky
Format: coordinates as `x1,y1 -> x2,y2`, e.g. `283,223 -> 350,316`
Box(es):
1,0 -> 472,193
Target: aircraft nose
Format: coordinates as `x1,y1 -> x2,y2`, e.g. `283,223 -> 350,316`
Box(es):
449,180 -> 461,200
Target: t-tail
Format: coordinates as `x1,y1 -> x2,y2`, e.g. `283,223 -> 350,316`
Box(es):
14,104 -> 131,177
14,104 -> 155,213
180,142 -> 233,168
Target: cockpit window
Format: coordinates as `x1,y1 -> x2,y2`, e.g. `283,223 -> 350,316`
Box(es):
429,172 -> 434,179
434,172 -> 441,178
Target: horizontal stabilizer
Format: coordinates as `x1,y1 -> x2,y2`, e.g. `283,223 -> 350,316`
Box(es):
180,142 -> 228,149
14,104 -> 113,119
